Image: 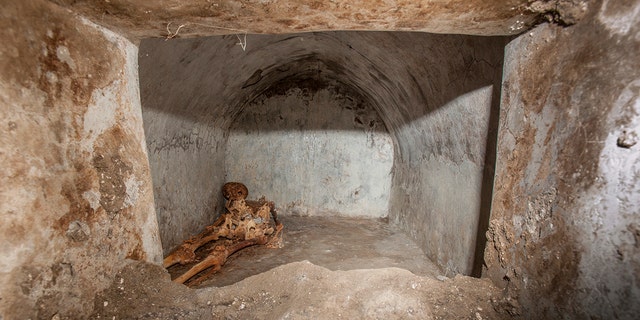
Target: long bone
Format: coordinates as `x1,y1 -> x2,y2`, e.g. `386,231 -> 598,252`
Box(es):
165,182 -> 284,285
173,236 -> 268,285
162,214 -> 231,268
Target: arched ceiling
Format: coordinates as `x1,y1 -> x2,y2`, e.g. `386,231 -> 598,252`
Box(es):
139,32 -> 507,160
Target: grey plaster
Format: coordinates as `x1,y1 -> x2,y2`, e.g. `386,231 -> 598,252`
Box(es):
390,86 -> 496,275
141,109 -> 226,254
226,86 -> 393,218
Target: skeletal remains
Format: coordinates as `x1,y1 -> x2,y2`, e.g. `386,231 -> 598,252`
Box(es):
163,182 -> 283,285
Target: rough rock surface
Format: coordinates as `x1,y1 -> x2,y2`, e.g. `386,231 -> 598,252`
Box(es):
0,1 -> 161,318
0,0 -> 625,318
50,0 -> 541,39
93,260 -> 512,319
485,0 -> 640,318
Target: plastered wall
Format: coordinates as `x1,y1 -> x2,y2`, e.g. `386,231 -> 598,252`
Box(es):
139,106 -> 227,255
227,83 -> 393,218
391,86 -> 498,275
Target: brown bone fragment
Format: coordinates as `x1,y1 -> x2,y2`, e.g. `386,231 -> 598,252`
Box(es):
164,182 -> 283,285
162,214 -> 228,268
173,236 -> 268,285
222,182 -> 248,201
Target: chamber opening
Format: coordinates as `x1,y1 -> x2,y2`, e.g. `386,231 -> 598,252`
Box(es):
138,31 -> 506,284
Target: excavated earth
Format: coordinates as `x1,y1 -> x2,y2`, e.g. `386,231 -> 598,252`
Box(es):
93,217 -> 520,319
93,260 -> 517,319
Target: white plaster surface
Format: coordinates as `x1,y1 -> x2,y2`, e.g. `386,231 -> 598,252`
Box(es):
226,87 -> 393,218
142,110 -> 227,253
98,19 -> 163,264
82,189 -> 101,210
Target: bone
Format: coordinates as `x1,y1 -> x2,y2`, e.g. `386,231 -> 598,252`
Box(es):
173,236 -> 268,285
165,182 -> 284,285
162,214 -> 229,268
222,182 -> 249,201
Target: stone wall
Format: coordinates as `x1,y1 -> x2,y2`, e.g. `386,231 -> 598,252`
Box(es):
3,0 -> 630,318
0,1 -> 162,318
485,0 -> 640,318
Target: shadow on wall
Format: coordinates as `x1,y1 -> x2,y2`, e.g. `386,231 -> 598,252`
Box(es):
393,84 -> 501,276
138,32 -> 508,274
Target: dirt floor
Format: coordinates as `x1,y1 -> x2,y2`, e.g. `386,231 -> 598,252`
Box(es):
168,216 -> 442,287
92,260 -> 519,319
91,216 -> 520,319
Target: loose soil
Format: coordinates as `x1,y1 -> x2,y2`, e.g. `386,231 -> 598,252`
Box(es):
92,217 -> 518,319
